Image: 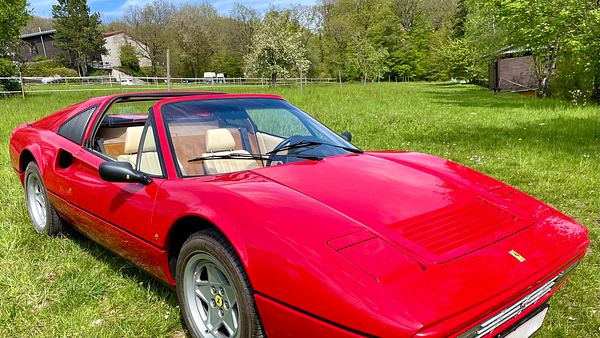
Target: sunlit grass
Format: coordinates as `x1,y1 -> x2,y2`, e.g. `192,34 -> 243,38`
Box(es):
0,82 -> 598,337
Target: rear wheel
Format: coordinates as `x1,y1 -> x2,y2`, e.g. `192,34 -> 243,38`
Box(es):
24,161 -> 64,235
176,229 -> 264,338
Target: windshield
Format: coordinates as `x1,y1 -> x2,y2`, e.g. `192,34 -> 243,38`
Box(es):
161,98 -> 360,177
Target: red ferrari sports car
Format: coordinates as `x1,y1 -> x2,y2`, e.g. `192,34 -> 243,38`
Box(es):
9,91 -> 589,338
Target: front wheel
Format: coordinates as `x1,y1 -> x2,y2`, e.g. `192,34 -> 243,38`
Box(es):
24,161 -> 64,235
176,229 -> 264,338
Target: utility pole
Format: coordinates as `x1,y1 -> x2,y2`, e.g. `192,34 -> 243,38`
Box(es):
166,49 -> 171,91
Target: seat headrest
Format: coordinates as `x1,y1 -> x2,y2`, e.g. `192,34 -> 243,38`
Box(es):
205,128 -> 236,152
124,126 -> 156,153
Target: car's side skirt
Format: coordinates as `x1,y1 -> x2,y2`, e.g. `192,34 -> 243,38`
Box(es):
47,191 -> 174,285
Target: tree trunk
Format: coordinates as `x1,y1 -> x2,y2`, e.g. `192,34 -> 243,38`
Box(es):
592,67 -> 600,103
270,72 -> 277,87
535,52 -> 559,97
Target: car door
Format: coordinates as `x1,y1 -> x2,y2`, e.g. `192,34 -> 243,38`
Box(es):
51,117 -> 165,245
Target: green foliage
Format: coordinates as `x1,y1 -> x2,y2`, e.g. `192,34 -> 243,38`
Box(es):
21,59 -> 78,77
87,69 -> 109,76
107,0 -> 599,101
0,58 -> 20,92
346,34 -> 389,82
244,10 -> 310,85
52,0 -> 107,76
124,0 -> 175,77
119,43 -> 140,73
32,56 -> 48,62
0,0 -> 29,54
441,38 -> 486,83
491,0 -> 591,96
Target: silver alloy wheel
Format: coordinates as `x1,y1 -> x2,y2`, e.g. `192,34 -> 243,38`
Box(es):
183,252 -> 240,338
26,174 -> 47,232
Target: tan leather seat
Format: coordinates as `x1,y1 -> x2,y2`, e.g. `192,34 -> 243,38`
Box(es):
117,126 -> 162,176
202,128 -> 259,175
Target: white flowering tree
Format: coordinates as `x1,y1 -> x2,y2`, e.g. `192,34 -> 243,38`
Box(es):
244,11 -> 310,86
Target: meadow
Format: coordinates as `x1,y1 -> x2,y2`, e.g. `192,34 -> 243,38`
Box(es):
0,82 -> 598,337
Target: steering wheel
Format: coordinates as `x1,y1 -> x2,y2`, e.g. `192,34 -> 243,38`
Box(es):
266,135 -> 314,167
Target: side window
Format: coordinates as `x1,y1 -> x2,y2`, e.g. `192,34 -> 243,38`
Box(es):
58,106 -> 96,144
136,124 -> 163,176
92,99 -> 158,159
247,108 -> 310,138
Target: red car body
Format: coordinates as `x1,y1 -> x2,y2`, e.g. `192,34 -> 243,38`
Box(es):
9,92 -> 589,337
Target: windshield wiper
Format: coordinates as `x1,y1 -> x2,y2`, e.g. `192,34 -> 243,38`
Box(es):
188,153 -> 267,163
188,152 -> 322,163
267,140 -> 363,155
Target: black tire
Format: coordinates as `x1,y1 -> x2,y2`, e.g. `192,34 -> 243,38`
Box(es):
176,229 -> 264,338
24,161 -> 64,235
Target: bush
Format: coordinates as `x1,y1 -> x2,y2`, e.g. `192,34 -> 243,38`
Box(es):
0,58 -> 21,93
88,69 -> 110,76
22,59 -> 78,77
46,67 -> 79,77
120,43 -> 140,72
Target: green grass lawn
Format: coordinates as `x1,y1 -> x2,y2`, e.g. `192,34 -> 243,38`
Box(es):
0,82 -> 598,337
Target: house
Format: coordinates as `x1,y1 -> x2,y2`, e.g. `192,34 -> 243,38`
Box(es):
18,29 -> 61,62
489,48 -> 538,93
101,31 -> 151,69
18,29 -> 150,70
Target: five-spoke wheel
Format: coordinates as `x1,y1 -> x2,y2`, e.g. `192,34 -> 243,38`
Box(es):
24,162 -> 64,235
176,230 -> 264,338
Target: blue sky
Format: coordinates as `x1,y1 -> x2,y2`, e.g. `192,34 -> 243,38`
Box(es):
28,0 -> 317,21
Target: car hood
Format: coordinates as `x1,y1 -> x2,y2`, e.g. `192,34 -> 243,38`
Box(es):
251,152 -> 589,332
255,152 -> 534,265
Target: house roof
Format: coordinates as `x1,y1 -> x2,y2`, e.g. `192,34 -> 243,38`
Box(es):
20,29 -> 57,39
103,31 -> 125,38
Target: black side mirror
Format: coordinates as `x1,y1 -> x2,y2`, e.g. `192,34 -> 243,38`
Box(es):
341,131 -> 352,142
99,161 -> 152,185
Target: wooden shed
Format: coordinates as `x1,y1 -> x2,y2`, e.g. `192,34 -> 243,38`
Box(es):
489,49 -> 538,93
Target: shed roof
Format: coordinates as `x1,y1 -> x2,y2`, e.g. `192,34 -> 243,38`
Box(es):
20,29 -> 57,39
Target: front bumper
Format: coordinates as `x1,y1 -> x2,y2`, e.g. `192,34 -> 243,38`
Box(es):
458,261 -> 578,337
416,257 -> 583,338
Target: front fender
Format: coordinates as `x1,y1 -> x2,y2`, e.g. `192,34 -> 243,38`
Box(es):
154,173 -> 422,337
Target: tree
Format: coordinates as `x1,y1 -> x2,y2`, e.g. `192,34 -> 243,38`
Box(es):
494,0 -> 586,96
0,0 -> 29,55
0,58 -> 20,93
119,42 -> 140,73
21,16 -> 54,35
346,34 -> 389,83
172,3 -> 217,78
244,10 -> 310,86
124,0 -> 175,76
579,0 -> 600,102
441,38 -> 484,83
52,0 -> 106,76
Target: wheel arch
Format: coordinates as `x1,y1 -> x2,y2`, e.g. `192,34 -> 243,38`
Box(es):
166,215 -> 245,282
19,148 -> 37,172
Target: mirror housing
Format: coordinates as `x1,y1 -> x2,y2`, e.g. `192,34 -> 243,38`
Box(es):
99,161 -> 152,185
341,131 -> 352,142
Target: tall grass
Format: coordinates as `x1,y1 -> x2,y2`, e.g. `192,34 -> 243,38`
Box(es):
0,82 -> 598,337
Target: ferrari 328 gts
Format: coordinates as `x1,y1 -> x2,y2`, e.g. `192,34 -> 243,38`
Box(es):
9,91 -> 589,338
